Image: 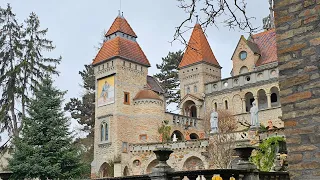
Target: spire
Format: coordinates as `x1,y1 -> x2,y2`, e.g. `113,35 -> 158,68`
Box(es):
178,24 -> 221,69
105,14 -> 137,38
92,14 -> 150,67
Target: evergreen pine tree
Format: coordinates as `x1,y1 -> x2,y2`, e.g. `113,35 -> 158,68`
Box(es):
0,4 -> 24,137
154,50 -> 183,105
9,75 -> 84,179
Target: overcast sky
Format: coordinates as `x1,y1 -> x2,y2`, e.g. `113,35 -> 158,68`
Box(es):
0,0 -> 269,139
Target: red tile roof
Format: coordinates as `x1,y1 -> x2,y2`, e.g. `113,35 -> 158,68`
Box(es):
179,24 -> 220,69
92,37 -> 150,66
250,29 -> 277,66
133,89 -> 162,101
105,16 -> 137,37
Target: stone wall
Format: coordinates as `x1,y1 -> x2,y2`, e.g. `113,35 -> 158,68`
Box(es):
274,0 -> 320,179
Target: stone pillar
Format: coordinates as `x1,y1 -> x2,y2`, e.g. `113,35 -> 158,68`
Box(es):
113,162 -> 122,177
254,95 -> 258,108
242,98 -> 246,113
266,93 -> 271,108
233,146 -> 259,180
196,105 -> 201,118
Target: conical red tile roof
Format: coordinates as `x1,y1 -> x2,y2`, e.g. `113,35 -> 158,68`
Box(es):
179,24 -> 220,69
92,16 -> 150,67
105,16 -> 137,37
92,37 -> 150,66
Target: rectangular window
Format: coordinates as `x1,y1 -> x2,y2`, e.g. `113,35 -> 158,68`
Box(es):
102,64 -> 104,69
123,61 -> 125,66
111,61 -> 114,66
107,63 -> 109,68
129,63 -> 132,68
141,66 -> 143,71
135,64 -> 137,70
139,134 -> 147,141
124,92 -> 130,105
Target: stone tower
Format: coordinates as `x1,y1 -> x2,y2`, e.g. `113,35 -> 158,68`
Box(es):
91,14 -> 164,178
178,23 -> 221,118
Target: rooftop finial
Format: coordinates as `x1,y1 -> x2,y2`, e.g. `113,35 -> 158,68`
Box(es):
196,15 -> 199,24
122,12 -> 124,17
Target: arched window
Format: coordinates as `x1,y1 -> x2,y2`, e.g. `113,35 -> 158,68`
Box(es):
225,100 -> 228,109
240,66 -> 249,74
101,124 -> 104,141
194,85 -> 197,92
214,102 -> 218,111
105,123 -> 108,141
271,93 -> 277,103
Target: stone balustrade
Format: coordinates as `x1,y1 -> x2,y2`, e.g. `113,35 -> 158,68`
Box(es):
205,66 -> 278,94
169,113 -> 199,128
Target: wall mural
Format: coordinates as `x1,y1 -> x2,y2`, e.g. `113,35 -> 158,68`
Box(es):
97,75 -> 115,107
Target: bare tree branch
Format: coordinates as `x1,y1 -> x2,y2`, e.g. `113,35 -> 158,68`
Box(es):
174,0 -> 258,45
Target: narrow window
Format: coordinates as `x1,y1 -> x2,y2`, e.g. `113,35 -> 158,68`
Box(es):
271,93 -> 277,103
141,66 -> 143,71
102,64 -> 104,69
194,85 -> 197,92
106,63 -> 109,68
111,61 -> 114,66
225,100 -> 228,109
129,63 -> 132,68
123,61 -> 125,66
100,124 -> 104,141
135,64 -> 137,70
186,87 -> 190,94
214,102 -> 217,111
105,123 -> 108,141
98,66 -> 101,71
124,92 -> 130,105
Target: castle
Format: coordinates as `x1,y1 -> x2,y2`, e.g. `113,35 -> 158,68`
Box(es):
90,13 -> 282,178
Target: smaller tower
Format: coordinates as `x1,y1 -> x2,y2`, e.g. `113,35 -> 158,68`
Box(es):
178,23 -> 221,118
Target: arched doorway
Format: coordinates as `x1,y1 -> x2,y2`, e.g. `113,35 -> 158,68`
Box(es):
257,89 -> 267,109
146,159 -> 159,174
189,133 -> 199,140
183,156 -> 204,170
171,130 -> 184,141
99,162 -> 114,178
183,100 -> 197,117
123,166 -> 129,176
245,92 -> 254,112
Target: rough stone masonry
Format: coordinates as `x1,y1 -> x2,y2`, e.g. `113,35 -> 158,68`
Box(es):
274,0 -> 320,179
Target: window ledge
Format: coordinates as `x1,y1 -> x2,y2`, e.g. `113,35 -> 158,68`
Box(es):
98,142 -> 111,148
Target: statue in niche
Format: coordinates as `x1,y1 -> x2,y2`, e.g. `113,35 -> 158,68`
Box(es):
172,134 -> 178,142
210,109 -> 219,133
250,100 -> 259,128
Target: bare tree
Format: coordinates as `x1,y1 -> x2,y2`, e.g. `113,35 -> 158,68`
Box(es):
174,0 -> 258,44
205,109 -> 238,169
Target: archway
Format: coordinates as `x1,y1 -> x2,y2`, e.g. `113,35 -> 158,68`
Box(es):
239,66 -> 249,74
257,89 -> 267,110
189,133 -> 199,140
245,92 -> 254,112
270,87 -> 280,107
182,100 -> 197,117
171,130 -> 184,141
99,162 -> 114,178
182,156 -> 204,170
146,159 -> 159,174
123,166 -> 129,176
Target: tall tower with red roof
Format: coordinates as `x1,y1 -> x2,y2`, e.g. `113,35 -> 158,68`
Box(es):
91,14 -> 165,178
178,23 -> 222,119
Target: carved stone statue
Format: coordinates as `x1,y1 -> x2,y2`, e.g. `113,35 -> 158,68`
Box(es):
250,100 -> 259,128
172,134 -> 178,142
210,109 -> 219,133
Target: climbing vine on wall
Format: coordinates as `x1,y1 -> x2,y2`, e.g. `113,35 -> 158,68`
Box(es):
250,136 -> 285,171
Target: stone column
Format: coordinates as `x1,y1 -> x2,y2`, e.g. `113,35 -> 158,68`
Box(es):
254,95 -> 258,108
267,93 -> 271,108
149,148 -> 173,180
242,98 -> 246,113
196,105 -> 201,118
